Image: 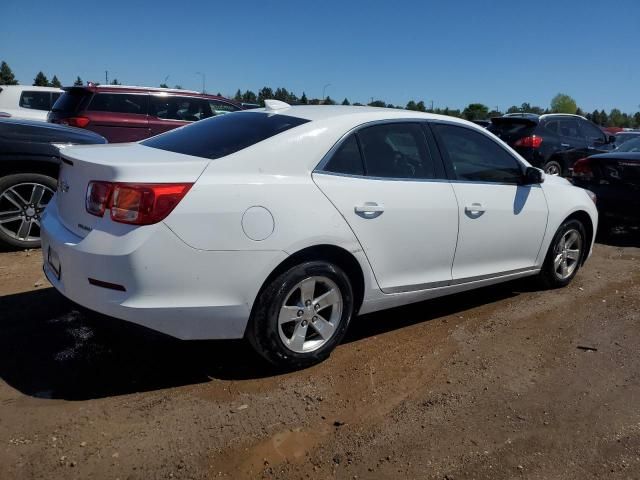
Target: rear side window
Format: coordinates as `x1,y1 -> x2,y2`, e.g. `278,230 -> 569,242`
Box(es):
323,135 -> 364,175
88,93 -> 148,115
210,100 -> 240,115
358,123 -> 436,179
19,91 -> 54,111
142,112 -> 309,160
434,124 -> 523,183
579,119 -> 606,143
558,119 -> 580,139
150,95 -> 212,121
52,89 -> 91,112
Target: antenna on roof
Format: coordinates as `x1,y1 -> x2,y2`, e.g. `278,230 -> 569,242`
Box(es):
264,99 -> 290,111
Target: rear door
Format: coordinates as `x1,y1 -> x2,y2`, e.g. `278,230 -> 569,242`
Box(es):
148,95 -> 212,136
431,122 -> 548,281
313,122 -> 459,293
84,92 -> 150,142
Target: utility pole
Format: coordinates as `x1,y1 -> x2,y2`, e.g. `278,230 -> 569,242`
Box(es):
105,70 -> 108,85
322,83 -> 331,103
196,72 -> 206,94
430,100 -> 434,111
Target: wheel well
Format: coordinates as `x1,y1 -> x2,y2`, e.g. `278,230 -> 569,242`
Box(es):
0,160 -> 59,180
565,210 -> 594,265
255,245 -> 366,315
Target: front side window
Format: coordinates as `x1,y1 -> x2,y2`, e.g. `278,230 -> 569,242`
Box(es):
323,135 -> 364,175
579,119 -> 606,144
434,124 -> 523,183
88,93 -> 148,115
150,95 -> 213,121
142,111 -> 309,160
19,91 -> 53,111
358,123 -> 436,179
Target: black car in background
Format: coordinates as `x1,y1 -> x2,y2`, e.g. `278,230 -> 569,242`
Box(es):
572,137 -> 640,231
0,119 -> 106,249
614,131 -> 640,147
489,113 -> 616,176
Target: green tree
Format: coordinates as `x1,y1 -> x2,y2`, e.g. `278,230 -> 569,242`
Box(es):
110,78 -> 121,85
550,93 -> 577,114
234,89 -> 242,101
591,110 -> 601,125
575,107 -> 584,117
323,96 -> 336,105
159,83 -> 169,88
74,76 -> 84,86
33,71 -> 49,86
462,103 -> 489,121
174,85 -> 183,90
634,112 -> 640,129
487,109 -> 501,118
406,100 -> 417,111
299,92 -> 308,104
415,101 -> 426,112
257,87 -> 274,106
352,102 -> 364,106
50,75 -> 62,88
608,108 -> 625,128
506,105 -> 520,114
368,100 -> 386,107
341,98 -> 350,106
242,90 -> 257,103
0,61 -> 18,85
599,109 -> 608,126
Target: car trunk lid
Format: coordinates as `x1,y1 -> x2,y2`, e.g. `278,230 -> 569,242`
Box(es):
54,143 -> 210,238
591,153 -> 640,187
488,117 -> 538,145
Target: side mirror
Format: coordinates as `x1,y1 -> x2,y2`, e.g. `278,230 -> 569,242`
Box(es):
523,166 -> 544,185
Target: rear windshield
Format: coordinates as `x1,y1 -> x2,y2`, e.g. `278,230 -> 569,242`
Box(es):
52,89 -> 91,112
488,120 -> 536,138
19,91 -> 57,111
141,112 -> 309,159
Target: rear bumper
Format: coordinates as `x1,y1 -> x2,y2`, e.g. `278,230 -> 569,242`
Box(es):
574,182 -> 640,225
41,200 -> 287,340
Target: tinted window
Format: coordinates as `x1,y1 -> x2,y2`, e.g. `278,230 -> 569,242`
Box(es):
434,124 -> 523,183
323,135 -> 364,175
558,119 -> 580,139
52,89 -> 91,112
544,121 -> 559,134
88,93 -> 148,115
150,95 -> 211,121
617,137 -> 640,152
142,112 -> 309,160
579,120 -> 606,143
358,123 -> 435,179
19,91 -> 53,111
210,100 -> 240,115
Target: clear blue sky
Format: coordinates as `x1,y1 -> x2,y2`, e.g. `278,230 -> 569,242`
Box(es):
3,0 -> 639,112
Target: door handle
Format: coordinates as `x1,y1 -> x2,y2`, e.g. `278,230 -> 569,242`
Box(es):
354,202 -> 384,218
464,203 -> 486,214
560,143 -> 571,148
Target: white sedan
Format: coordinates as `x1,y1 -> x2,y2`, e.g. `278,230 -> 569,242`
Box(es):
41,101 -> 598,368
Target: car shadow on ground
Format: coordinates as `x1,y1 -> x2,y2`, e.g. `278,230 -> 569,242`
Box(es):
0,278 -> 535,401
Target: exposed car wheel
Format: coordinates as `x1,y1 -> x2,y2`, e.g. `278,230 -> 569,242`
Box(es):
0,173 -> 56,249
543,160 -> 563,176
247,261 -> 354,369
539,219 -> 586,288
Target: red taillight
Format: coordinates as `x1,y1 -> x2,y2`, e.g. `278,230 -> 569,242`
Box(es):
85,182 -> 192,225
514,135 -> 543,148
60,116 -> 90,128
572,157 -> 594,180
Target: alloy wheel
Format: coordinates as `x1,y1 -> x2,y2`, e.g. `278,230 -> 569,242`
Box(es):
278,276 -> 343,353
0,182 -> 55,243
553,229 -> 582,280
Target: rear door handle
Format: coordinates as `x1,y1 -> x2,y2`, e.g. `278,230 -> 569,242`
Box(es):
354,202 -> 384,218
465,203 -> 486,214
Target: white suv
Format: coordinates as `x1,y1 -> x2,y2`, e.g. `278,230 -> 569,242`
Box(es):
0,85 -> 63,121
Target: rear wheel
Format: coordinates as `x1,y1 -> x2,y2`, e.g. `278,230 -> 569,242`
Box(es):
539,219 -> 586,288
0,173 -> 56,249
246,261 -> 354,369
543,160 -> 563,176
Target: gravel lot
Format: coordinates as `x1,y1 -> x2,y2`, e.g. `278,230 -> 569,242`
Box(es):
1,233 -> 639,479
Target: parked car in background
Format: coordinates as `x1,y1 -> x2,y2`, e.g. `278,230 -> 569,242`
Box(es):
572,136 -> 640,231
0,85 -> 63,122
42,102 -> 597,368
0,118 -> 106,249
489,113 -> 616,176
48,85 -> 243,143
471,119 -> 491,128
614,131 -> 640,147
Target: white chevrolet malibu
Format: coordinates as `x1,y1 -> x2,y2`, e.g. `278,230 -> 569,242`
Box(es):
42,101 -> 598,368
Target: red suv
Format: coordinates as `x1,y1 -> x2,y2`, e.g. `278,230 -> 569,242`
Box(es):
48,84 -> 242,143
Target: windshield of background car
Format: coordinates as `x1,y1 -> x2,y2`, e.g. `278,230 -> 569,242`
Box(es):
141,112 -> 309,159
616,137 -> 640,153
487,119 -> 536,143
51,89 -> 91,112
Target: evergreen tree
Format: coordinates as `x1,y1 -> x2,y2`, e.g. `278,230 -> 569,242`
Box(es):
33,71 -> 49,86
415,101 -> 426,112
323,96 -> 336,105
257,87 -> 274,106
234,89 -> 242,101
74,76 -> 84,86
368,100 -> 386,107
600,109 -> 608,126
50,75 -> 62,88
159,83 -> 169,88
300,92 -> 308,104
174,85 -> 183,89
110,78 -> 121,85
341,98 -> 350,106
0,61 -> 18,85
591,110 -> 601,124
406,100 -> 417,111
242,90 -> 257,103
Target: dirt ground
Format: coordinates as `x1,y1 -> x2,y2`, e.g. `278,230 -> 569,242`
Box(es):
1,233 -> 639,480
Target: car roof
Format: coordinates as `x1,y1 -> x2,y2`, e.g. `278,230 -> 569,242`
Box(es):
63,84 -> 234,101
0,85 -> 63,93
239,104 -> 478,126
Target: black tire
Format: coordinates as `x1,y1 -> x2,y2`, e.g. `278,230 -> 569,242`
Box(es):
246,261 -> 354,369
538,219 -> 586,289
0,173 -> 57,249
543,159 -> 564,176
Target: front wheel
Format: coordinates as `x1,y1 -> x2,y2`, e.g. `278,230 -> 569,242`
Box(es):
0,173 -> 57,249
543,160 -> 563,176
539,219 -> 586,288
246,261 -> 354,369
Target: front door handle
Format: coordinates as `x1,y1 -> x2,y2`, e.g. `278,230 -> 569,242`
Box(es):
354,202 -> 384,218
465,203 -> 486,215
